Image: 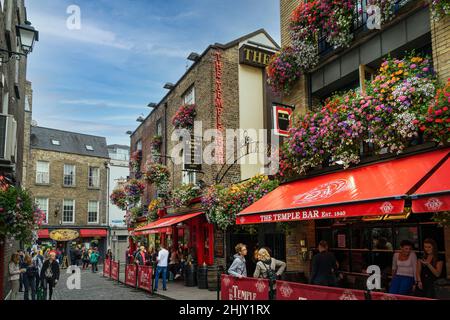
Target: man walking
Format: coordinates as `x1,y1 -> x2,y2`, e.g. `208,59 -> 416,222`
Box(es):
154,245 -> 169,292
90,248 -> 100,273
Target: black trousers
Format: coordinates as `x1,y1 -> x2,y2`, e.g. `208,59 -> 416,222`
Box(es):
42,278 -> 55,300
91,262 -> 98,272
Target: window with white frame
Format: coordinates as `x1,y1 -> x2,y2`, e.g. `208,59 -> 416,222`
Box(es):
35,197 -> 49,224
36,161 -> 50,184
63,164 -> 75,186
62,199 -> 75,224
88,167 -> 100,188
88,201 -> 99,224
183,86 -> 195,105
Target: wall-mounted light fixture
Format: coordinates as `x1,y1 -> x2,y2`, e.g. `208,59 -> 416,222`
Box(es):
0,22 -> 39,63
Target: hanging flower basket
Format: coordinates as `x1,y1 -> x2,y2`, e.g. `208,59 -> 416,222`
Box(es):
267,47 -> 303,95
170,184 -> 200,208
201,175 -> 279,230
0,185 -> 39,242
147,198 -> 164,222
124,179 -> 146,203
172,104 -> 197,129
130,150 -> 142,177
110,187 -> 128,210
278,51 -> 444,179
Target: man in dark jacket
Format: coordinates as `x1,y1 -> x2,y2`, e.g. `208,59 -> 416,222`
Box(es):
310,240 -> 338,287
40,252 -> 60,300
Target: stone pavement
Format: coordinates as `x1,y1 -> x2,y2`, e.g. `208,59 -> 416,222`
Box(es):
117,263 -> 218,300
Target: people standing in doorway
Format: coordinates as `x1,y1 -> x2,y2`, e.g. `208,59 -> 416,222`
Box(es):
390,240 -> 417,295
168,246 -> 180,280
228,243 -> 248,278
40,252 -> 60,300
23,254 -> 38,300
90,247 -> 100,273
310,240 -> 338,287
8,253 -> 26,300
154,245 -> 169,292
416,238 -> 443,298
134,246 -> 148,266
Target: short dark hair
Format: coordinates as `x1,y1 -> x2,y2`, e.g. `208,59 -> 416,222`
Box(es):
319,240 -> 329,249
400,240 -> 414,248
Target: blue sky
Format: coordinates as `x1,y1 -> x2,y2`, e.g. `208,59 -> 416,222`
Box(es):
26,0 -> 280,146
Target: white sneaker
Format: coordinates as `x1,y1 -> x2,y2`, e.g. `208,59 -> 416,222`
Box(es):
174,274 -> 181,280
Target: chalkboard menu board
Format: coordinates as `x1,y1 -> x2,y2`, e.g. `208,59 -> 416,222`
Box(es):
214,229 -> 225,258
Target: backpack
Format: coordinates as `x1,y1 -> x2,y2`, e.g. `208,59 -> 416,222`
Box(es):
261,260 -> 277,282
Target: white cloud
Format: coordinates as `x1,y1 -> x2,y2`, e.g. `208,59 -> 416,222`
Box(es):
59,99 -> 146,110
31,12 -> 133,50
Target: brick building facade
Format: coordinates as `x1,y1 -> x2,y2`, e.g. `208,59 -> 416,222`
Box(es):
276,0 -> 450,282
130,29 -> 281,267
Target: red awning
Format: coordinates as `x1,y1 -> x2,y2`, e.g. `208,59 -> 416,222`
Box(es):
38,229 -> 50,239
237,149 -> 449,225
412,155 -> 450,213
79,229 -> 107,238
134,212 -> 203,236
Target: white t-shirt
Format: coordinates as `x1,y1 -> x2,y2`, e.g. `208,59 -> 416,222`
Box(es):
157,248 -> 169,267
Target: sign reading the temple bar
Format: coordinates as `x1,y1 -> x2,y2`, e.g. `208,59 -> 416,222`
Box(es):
239,44 -> 275,68
273,103 -> 294,137
184,134 -> 202,171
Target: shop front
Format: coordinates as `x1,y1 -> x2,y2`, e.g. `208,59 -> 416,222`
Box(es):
134,211 -> 214,266
37,228 -> 108,263
236,148 -> 450,293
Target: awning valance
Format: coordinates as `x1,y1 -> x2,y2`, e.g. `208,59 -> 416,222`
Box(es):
134,212 -> 203,236
237,149 -> 449,225
37,229 -> 49,239
412,155 -> 450,213
79,229 -> 107,238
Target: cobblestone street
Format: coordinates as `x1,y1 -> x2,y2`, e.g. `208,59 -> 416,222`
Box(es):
14,266 -> 163,301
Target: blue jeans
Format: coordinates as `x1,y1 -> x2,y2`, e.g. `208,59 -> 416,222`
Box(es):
389,275 -> 415,295
154,266 -> 167,290
23,276 -> 36,300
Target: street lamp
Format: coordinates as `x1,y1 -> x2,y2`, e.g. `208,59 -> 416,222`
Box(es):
16,23 -> 39,54
0,22 -> 39,63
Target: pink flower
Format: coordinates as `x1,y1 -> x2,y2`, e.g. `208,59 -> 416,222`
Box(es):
410,64 -> 417,69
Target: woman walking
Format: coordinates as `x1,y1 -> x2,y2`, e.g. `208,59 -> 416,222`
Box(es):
8,253 -> 26,300
389,240 -> 417,295
23,254 -> 39,300
416,238 -> 443,298
40,252 -> 60,300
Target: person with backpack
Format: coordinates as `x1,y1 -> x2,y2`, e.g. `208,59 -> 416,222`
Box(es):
253,248 -> 286,300
40,252 -> 60,300
90,248 -> 100,273
253,248 -> 286,279
23,254 -> 38,300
